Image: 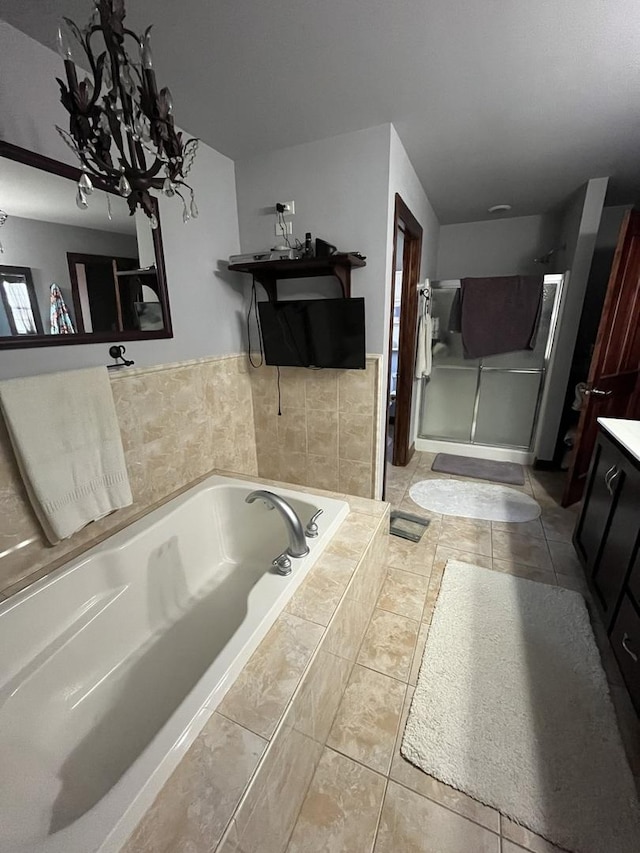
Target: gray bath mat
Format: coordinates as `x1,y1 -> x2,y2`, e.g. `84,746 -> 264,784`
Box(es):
432,453 -> 525,485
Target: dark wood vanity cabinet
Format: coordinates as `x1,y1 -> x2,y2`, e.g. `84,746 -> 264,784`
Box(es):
574,426 -> 640,711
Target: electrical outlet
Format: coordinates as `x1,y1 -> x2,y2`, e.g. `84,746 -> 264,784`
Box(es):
276,200 -> 295,215
274,221 -> 293,236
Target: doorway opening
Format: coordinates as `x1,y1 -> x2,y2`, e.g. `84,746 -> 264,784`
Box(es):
383,195 -> 423,496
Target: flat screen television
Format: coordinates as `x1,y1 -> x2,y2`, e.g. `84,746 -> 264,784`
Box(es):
257,297 -> 366,369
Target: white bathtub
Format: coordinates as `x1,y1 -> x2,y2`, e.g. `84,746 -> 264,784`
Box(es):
0,475 -> 349,853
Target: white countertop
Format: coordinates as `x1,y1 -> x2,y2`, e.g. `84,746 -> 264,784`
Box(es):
598,418 -> 640,464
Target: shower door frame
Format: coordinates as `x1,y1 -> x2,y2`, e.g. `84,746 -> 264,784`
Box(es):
417,274 -> 564,456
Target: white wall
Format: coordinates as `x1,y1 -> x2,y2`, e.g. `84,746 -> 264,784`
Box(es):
235,124 -> 391,353
387,127 -> 440,488
1,215 -> 138,328
535,177 -> 608,460
0,22 -> 244,379
235,124 -> 441,496
596,204 -> 632,250
436,213 -> 560,279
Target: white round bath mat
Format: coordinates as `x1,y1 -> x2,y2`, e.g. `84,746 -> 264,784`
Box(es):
409,479 -> 541,523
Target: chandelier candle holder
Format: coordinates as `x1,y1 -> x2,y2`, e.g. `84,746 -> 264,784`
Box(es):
55,0 -> 199,226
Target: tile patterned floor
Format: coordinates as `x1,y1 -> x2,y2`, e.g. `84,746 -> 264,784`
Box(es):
281,452 -> 640,853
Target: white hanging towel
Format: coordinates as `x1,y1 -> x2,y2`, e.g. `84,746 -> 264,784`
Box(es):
0,367 -> 132,544
415,283 -> 433,379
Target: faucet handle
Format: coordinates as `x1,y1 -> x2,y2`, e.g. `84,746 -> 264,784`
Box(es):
305,509 -> 323,538
272,552 -> 292,575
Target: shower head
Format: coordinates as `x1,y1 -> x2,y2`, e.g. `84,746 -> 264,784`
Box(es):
534,244 -> 566,265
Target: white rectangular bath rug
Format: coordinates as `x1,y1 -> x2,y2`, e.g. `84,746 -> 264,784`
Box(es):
402,561 -> 640,853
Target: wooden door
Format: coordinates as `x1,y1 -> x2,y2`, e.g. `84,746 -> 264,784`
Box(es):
384,195 -> 423,476
563,210 -> 640,506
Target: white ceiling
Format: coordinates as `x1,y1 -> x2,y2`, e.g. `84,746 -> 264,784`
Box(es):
3,0 -> 640,223
0,157 -> 135,234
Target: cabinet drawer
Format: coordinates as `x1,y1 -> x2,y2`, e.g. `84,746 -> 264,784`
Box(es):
610,595 -> 640,713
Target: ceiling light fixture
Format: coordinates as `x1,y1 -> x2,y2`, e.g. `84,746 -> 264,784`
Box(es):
487,204 -> 512,214
54,0 -> 199,227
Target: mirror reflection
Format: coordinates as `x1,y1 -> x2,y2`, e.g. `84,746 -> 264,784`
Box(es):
0,148 -> 171,347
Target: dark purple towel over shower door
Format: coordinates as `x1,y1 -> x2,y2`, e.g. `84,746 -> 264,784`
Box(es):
460,276 -> 543,359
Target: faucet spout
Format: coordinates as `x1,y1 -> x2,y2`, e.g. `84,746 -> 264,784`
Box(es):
245,490 -> 310,558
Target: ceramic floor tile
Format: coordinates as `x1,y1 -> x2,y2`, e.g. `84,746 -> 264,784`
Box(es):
386,535 -> 436,577
389,688 -> 500,833
491,530 -> 552,570
377,567 -> 429,621
286,747 -> 386,853
327,664 -> 405,774
540,506 -> 578,543
438,517 -> 492,556
431,546 -> 493,581
500,817 -> 566,853
491,518 -> 545,539
547,540 -> 583,578
408,621 -> 430,686
491,558 -> 556,586
358,609 -> 419,681
374,781 -> 499,853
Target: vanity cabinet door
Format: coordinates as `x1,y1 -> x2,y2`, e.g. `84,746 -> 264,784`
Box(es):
592,459 -> 640,628
610,595 -> 640,713
574,438 -> 624,574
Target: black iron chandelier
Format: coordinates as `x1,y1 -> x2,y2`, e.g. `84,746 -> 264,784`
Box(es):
55,0 -> 199,227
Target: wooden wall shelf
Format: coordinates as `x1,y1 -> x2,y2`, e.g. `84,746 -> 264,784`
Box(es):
228,253 -> 366,301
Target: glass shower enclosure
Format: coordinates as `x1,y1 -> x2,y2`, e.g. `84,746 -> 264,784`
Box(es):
418,275 -> 563,453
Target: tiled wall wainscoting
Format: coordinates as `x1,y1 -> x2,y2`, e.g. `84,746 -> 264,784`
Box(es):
122,499 -> 390,853
249,357 -> 382,499
0,355 -> 257,599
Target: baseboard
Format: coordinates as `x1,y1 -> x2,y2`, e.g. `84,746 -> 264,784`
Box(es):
415,438 -> 534,466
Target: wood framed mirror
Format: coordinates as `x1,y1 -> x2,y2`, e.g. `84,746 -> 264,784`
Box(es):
0,141 -> 172,349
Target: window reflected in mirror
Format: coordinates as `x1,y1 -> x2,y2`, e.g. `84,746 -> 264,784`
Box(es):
0,142 -> 172,349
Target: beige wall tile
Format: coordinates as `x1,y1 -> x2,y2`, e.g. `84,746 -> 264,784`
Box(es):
292,648 -> 353,744
287,748 -> 386,853
218,611 -> 323,739
0,355 -> 259,599
276,408 -> 307,454
358,609 -> 419,681
306,454 -> 339,492
327,665 -> 405,774
122,713 -> 266,853
374,781 -> 500,852
285,554 -> 357,626
305,370 -> 338,411
326,512 -> 382,562
338,411 -> 374,463
338,367 -> 376,414
306,408 -> 338,459
234,715 -> 322,853
339,460 -> 373,498
323,595 -> 372,662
